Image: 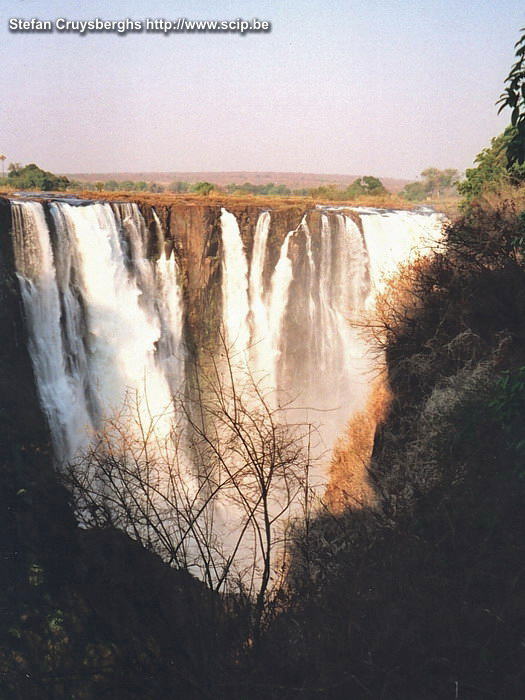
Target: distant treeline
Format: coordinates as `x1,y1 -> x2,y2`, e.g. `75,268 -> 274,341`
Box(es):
0,161 -> 464,201
85,174 -> 392,199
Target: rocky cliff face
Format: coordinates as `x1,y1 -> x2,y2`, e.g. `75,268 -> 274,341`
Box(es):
0,196 -> 236,698
0,196 -> 359,445
137,202 -> 337,352
0,194 -> 376,472
0,198 -> 49,450
0,197 -> 77,625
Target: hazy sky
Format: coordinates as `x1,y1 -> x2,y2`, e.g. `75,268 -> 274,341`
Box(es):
1,0 -> 524,179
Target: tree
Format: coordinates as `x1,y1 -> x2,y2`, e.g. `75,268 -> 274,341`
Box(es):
457,127 -> 525,203
6,163 -> 69,191
193,181 -> 216,196
148,182 -> 164,193
63,343 -> 316,633
8,162 -> 22,177
346,175 -> 387,198
401,167 -> 459,201
168,180 -> 190,193
308,183 -> 340,200
420,167 -> 459,197
498,26 -> 525,166
0,154 -> 6,178
400,181 -> 427,202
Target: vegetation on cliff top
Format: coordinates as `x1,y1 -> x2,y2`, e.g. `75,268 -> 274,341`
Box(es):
0,163 -> 456,210
0,162 -> 71,191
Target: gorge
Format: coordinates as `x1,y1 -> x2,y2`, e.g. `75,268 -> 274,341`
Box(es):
2,196 -> 443,467
0,195 -> 445,584
5,193 -> 525,699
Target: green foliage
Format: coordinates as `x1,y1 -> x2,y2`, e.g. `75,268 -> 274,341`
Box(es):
346,175 -> 387,197
1,162 -> 70,191
168,180 -> 190,193
308,176 -> 389,200
147,181 -> 164,193
98,180 -> 165,192
28,562 -> 44,586
400,180 -> 427,201
401,167 -> 459,201
511,210 -> 525,250
225,181 -> 292,196
421,167 -> 458,196
457,127 -> 525,203
307,183 -> 341,199
498,27 -> 525,166
459,28 -> 525,206
192,181 -> 215,196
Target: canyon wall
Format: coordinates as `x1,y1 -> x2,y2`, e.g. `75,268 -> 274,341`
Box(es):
1,195 -> 443,474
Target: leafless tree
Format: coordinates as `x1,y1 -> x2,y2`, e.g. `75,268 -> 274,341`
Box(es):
63,340 -> 319,632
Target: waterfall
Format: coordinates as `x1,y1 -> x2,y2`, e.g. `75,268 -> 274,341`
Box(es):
155,251 -> 185,394
220,210 -> 298,396
11,200 -> 186,461
219,208 -> 251,382
57,202 -> 175,440
11,202 -> 93,461
8,197 -> 443,582
248,210 -> 271,380
358,208 -> 443,298
10,199 -> 443,469
270,212 -> 376,453
267,230 -> 294,392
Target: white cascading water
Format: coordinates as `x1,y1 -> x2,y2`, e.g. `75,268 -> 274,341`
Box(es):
267,230 -> 294,393
218,206 -> 444,456
306,213 -> 373,444
155,251 -> 185,394
151,208 -> 185,393
358,207 -> 443,299
247,210 -> 272,381
219,208 -> 252,383
57,202 -> 176,442
219,207 -> 297,397
12,201 -> 443,462
10,199 -> 443,584
11,202 -> 94,462
220,210 -> 303,399
11,200 -> 186,461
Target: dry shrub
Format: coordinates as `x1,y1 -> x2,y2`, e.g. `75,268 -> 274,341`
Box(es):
326,376 -> 391,512
470,180 -> 525,213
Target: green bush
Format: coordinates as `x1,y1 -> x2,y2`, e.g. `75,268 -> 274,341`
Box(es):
2,162 -> 70,191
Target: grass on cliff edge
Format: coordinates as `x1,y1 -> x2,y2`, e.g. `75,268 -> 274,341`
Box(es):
0,185 -> 459,213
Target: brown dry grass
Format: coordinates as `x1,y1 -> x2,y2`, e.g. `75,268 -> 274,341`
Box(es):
325,377 -> 392,513
0,186 -> 429,212
425,195 -> 460,218
71,190 -> 416,212
473,181 -> 525,211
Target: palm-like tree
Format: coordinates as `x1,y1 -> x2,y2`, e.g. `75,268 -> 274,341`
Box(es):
0,154 -> 6,178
